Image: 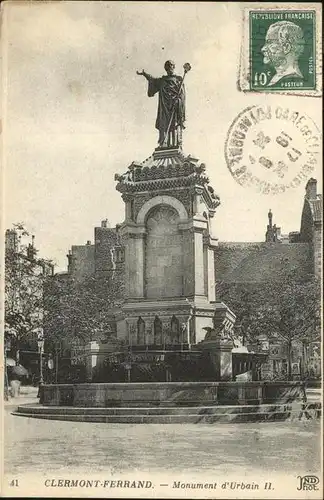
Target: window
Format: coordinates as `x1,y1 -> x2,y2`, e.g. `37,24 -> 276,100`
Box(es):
115,248 -> 125,263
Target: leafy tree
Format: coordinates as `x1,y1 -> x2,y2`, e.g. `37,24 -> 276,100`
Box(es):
4,224 -> 54,364
258,276 -> 321,379
217,274 -> 321,379
44,270 -> 125,354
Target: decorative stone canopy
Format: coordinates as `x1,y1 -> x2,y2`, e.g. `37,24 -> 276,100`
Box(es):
115,147 -> 220,212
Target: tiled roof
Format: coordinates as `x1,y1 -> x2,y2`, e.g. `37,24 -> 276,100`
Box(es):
215,243 -> 312,283
115,149 -> 205,184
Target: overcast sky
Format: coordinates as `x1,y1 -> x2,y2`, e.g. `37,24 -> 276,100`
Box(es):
3,1 -> 322,270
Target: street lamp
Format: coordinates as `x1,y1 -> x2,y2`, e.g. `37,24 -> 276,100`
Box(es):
125,363 -> 131,383
37,332 -> 45,386
4,336 -> 12,400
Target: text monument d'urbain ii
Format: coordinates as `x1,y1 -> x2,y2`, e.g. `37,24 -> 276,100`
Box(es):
112,60 -> 245,383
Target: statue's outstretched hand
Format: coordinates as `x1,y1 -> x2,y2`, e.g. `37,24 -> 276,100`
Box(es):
136,69 -> 145,76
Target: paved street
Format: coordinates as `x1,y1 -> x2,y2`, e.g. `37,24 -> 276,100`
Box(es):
4,405 -> 321,477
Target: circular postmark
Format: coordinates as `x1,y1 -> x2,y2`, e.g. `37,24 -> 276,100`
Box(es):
225,105 -> 321,194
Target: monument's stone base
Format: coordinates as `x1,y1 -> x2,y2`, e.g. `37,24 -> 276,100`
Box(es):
38,381 -> 306,407
13,401 -> 321,424
13,382 -> 321,424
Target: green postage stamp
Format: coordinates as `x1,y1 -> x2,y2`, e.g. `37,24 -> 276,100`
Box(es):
239,5 -> 322,95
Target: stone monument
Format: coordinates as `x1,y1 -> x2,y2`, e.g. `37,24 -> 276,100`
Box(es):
113,61 -> 236,379
29,61 -> 310,423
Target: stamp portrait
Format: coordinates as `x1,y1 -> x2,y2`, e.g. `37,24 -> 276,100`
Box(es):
250,10 -> 316,91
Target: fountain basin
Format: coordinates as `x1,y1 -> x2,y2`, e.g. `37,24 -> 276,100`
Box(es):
39,381 -> 306,408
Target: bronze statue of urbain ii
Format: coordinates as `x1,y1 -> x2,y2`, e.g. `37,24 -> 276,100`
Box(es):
137,61 -> 191,148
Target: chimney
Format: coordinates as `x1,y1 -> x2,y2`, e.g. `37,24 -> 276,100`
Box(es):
101,219 -> 110,228
27,235 -> 36,261
67,249 -> 73,272
86,240 -> 91,245
5,229 -> 18,252
305,178 -> 317,200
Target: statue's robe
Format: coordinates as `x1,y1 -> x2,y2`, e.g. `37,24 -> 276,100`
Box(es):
146,74 -> 185,145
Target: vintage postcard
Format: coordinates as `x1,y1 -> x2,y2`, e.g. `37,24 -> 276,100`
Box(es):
1,1 -> 322,499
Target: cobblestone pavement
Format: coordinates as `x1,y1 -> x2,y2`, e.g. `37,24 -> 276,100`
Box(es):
4,405 -> 321,477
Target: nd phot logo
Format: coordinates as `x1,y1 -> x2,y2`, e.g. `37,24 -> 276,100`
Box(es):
297,475 -> 319,491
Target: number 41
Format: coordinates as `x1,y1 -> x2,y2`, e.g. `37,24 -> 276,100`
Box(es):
10,479 -> 19,487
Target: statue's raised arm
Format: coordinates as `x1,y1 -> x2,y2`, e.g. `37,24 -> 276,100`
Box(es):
136,70 -> 155,84
136,69 -> 148,78
137,60 -> 191,149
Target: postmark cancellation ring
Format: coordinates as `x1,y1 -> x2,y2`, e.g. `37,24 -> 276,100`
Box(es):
224,105 -> 321,195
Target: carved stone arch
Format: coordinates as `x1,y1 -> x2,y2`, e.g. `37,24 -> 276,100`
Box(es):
136,195 -> 188,224
144,205 -> 183,298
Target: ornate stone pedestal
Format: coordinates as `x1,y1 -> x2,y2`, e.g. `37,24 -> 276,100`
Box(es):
198,337 -> 234,381
85,339 -> 122,381
196,302 -> 236,381
115,146 -> 221,348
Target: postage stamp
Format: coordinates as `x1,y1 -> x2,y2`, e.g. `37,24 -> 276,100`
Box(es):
250,10 -> 316,91
225,105 -> 321,194
239,4 -> 322,95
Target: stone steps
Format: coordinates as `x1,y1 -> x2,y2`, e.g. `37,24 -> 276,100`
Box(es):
14,402 -> 314,415
12,402 -> 321,424
306,388 -> 322,401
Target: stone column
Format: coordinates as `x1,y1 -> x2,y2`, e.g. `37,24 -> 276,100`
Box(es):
203,241 -> 208,296
120,224 -> 146,299
194,229 -> 204,296
203,233 -> 218,303
192,187 -> 205,216
207,247 -> 216,302
178,315 -> 190,344
145,318 -> 154,345
126,321 -> 137,347
193,218 -> 208,298
162,319 -> 171,347
122,193 -> 134,222
179,217 -> 208,299
179,227 -> 194,296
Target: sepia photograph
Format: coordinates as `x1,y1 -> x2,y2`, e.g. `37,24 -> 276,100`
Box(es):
1,1 -> 322,498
